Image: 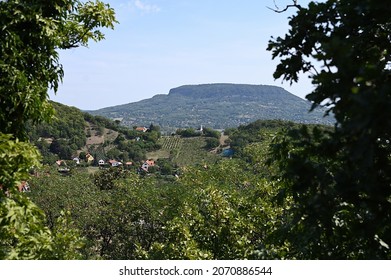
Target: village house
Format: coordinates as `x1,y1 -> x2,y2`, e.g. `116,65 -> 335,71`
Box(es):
85,153 -> 94,163
135,126 -> 148,133
141,159 -> 155,172
73,157 -> 80,165
1,181 -> 30,195
17,181 -> 30,192
108,159 -> 122,167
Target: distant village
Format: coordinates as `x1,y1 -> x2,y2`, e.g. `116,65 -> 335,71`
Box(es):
55,156 -> 156,173
55,125 -> 157,174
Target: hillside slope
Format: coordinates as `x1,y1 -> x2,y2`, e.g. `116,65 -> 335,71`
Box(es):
90,84 -> 333,129
27,102 -> 160,163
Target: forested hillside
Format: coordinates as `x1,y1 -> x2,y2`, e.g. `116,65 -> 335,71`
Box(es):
0,0 -> 118,260
90,83 -> 333,129
26,102 -> 161,164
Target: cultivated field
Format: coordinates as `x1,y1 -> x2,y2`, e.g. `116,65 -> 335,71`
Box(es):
160,136 -> 182,150
147,136 -> 220,167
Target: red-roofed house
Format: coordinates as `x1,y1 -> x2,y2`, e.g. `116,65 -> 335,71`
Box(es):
108,159 -> 122,167
141,159 -> 155,172
135,126 -> 148,132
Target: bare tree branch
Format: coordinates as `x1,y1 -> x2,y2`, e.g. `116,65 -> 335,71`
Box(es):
267,0 -> 301,13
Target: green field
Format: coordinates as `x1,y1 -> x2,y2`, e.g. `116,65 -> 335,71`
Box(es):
147,136 -> 220,167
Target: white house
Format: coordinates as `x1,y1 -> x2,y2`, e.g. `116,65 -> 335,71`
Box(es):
141,159 -> 155,172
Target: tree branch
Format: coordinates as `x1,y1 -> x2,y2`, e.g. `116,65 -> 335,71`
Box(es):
267,0 -> 301,13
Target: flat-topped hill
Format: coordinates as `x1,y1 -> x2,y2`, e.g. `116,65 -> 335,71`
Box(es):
89,83 -> 332,129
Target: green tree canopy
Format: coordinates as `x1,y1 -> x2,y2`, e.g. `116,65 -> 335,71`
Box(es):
267,0 -> 391,259
0,0 -> 116,140
0,0 -> 117,259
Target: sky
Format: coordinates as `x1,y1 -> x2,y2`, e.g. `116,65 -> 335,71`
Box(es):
50,0 -> 316,110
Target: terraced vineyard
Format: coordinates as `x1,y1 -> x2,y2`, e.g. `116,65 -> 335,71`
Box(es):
160,136 -> 182,150
174,137 -> 219,166
150,136 -> 220,167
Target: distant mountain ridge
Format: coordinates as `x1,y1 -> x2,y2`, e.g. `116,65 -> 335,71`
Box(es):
169,84 -> 288,99
89,83 -> 333,129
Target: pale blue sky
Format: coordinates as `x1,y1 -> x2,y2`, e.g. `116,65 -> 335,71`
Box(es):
51,0 -> 315,110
